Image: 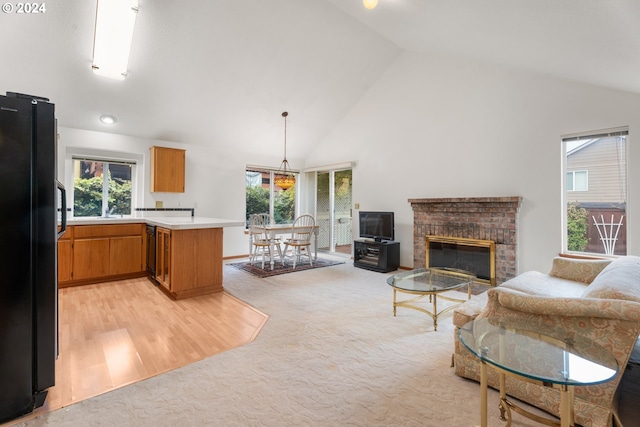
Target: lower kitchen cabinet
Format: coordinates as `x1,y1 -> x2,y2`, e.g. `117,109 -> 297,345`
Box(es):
110,236 -> 143,275
155,226 -> 223,299
57,227 -> 73,282
73,238 -> 110,280
58,224 -> 146,287
156,227 -> 171,290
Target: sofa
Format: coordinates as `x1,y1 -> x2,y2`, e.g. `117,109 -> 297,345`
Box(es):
452,255 -> 640,427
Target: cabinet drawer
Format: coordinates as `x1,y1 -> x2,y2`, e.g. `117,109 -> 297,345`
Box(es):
58,225 -> 73,240
74,223 -> 144,238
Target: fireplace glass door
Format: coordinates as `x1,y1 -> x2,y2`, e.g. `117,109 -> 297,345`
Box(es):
426,236 -> 495,285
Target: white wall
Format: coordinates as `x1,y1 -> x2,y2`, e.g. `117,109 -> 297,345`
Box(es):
58,51 -> 640,270
307,51 -> 640,273
57,126 -> 274,258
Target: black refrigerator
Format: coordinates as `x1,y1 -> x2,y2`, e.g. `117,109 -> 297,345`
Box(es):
0,92 -> 66,422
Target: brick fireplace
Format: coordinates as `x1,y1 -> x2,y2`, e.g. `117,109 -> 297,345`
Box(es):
409,197 -> 523,285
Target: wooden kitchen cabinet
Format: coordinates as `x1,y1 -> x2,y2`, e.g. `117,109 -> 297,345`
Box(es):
110,235 -> 143,275
155,226 -> 223,299
58,223 -> 146,287
57,226 -> 73,282
73,238 -> 110,280
155,227 -> 171,290
150,146 -> 186,193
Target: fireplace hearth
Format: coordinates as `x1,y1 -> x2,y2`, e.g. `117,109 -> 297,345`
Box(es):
409,197 -> 523,285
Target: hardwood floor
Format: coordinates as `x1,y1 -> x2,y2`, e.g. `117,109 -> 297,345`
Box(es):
8,277 -> 268,425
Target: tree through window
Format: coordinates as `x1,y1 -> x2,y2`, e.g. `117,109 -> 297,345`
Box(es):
245,168 -> 296,226
73,157 -> 134,217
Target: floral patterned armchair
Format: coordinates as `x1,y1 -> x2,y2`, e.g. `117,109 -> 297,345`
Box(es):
452,256 -> 640,427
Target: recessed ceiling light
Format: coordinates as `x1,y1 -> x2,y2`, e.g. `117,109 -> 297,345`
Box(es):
100,114 -> 117,124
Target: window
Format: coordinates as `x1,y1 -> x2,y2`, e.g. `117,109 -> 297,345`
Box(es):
73,157 -> 135,217
562,128 -> 627,255
246,167 -> 296,226
566,170 -> 588,191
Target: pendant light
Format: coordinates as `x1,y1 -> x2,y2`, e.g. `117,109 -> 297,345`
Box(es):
274,112 -> 296,190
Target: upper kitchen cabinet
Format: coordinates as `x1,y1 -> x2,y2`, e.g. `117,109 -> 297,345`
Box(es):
150,146 -> 186,192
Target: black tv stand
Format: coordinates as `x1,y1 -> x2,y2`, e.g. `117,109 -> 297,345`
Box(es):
353,240 -> 400,273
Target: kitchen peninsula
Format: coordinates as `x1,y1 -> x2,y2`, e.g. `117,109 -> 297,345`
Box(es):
60,217 -> 244,300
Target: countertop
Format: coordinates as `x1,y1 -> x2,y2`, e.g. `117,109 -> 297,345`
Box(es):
65,216 -> 245,230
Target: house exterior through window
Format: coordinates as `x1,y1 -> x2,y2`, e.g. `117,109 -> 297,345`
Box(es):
562,128 -> 628,256
566,170 -> 588,192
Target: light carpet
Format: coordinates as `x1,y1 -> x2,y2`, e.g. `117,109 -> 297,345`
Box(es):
14,259 -> 597,427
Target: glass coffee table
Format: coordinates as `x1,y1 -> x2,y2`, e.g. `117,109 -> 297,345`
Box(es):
458,317 -> 619,427
386,268 -> 475,331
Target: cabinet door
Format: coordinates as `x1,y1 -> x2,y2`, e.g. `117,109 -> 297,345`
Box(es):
73,238 -> 110,280
170,228 -> 223,293
109,236 -> 143,275
155,228 -> 171,290
58,239 -> 72,282
150,146 -> 185,193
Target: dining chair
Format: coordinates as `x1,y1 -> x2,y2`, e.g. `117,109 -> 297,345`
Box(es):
248,213 -> 271,258
254,213 -> 274,227
249,214 -> 282,269
252,213 -> 282,256
283,214 -> 315,269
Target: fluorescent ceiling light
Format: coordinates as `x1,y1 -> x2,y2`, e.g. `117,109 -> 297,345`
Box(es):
92,0 -> 138,80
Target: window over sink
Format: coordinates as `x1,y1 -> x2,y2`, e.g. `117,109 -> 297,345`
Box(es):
72,156 -> 136,218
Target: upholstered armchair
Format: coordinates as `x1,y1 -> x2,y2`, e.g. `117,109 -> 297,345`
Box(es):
453,256 -> 640,427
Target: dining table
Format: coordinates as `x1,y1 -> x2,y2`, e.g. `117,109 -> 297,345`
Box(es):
248,223 -> 320,270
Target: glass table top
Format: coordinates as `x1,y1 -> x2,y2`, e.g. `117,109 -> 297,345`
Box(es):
458,318 -> 619,386
387,268 -> 475,293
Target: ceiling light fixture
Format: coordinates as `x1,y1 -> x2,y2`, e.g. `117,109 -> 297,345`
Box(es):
273,112 -> 296,190
363,0 -> 378,10
99,114 -> 117,124
92,0 -> 139,80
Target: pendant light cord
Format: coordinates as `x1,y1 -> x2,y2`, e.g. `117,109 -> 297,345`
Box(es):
282,111 -> 289,170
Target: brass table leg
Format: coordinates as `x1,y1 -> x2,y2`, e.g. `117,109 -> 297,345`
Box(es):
480,360 -> 488,427
559,384 -> 572,427
432,294 -> 438,331
499,371 -> 509,422
393,289 -> 397,316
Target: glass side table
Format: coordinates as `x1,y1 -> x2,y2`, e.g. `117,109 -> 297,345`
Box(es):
458,317 -> 619,427
387,268 -> 475,331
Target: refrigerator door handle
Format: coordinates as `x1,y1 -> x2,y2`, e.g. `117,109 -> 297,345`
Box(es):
57,181 -> 66,239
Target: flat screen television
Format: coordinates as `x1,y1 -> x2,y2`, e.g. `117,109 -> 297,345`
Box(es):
359,211 -> 394,242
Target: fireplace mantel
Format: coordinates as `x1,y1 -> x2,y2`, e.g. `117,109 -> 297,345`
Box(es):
408,196 -> 522,207
409,197 -> 523,285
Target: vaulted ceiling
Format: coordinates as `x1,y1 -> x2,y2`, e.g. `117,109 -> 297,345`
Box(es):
2,0 -> 638,160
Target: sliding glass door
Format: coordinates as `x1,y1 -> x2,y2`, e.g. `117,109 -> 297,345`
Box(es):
316,169 -> 352,255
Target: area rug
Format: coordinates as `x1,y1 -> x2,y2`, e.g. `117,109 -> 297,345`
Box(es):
228,257 -> 344,278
